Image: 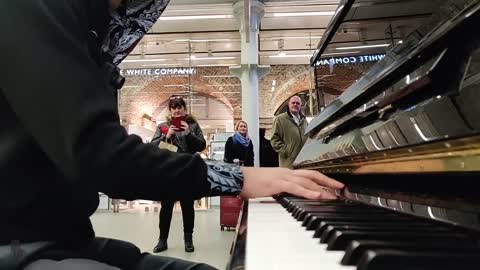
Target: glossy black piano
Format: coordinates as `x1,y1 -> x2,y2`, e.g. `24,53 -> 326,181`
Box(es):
227,0 -> 480,269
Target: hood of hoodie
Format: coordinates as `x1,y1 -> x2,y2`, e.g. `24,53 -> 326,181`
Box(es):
102,0 -> 170,65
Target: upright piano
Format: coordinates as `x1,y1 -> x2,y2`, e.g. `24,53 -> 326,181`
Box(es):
228,0 -> 480,269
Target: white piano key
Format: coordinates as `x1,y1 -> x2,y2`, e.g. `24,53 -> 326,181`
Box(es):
246,199 -> 356,270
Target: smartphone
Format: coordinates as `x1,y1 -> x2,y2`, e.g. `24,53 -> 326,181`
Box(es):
171,116 -> 186,132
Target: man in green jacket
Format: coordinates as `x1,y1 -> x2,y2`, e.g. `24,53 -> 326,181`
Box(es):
271,96 -> 309,169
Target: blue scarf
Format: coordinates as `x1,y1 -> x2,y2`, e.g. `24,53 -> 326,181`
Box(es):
233,132 -> 251,148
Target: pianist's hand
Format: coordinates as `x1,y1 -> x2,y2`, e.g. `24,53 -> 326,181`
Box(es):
240,167 -> 344,200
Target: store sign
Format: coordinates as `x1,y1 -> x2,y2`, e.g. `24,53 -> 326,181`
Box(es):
120,68 -> 197,77
316,54 -> 386,66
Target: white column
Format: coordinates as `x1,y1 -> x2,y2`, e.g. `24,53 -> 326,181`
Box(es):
230,0 -> 270,167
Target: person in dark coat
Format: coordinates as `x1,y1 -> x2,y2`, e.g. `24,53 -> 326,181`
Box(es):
151,97 -> 206,253
224,121 -> 254,166
259,128 -> 279,167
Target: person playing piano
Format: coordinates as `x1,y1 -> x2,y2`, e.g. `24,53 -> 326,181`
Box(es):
0,1 -> 344,270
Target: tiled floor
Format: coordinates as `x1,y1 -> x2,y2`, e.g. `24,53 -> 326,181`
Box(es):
91,207 -> 235,270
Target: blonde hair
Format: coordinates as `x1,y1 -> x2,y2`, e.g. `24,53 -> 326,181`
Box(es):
234,120 -> 248,131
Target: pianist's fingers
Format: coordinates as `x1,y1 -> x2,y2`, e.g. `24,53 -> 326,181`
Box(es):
240,167 -> 341,200
292,170 -> 344,190
280,181 -> 337,200
288,175 -> 329,193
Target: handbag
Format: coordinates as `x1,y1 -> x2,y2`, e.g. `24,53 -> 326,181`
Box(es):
158,140 -> 178,152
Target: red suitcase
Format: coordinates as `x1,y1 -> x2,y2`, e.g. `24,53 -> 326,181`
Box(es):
220,196 -> 243,231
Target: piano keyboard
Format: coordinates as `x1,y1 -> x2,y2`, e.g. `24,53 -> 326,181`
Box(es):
245,196 -> 480,270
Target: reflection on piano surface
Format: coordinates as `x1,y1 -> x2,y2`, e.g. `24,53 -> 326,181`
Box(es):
227,0 -> 480,269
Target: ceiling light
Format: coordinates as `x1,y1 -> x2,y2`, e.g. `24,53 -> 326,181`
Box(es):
272,11 -> 335,17
190,56 -> 237,60
271,86 -> 275,92
335,44 -> 390,50
175,39 -> 233,42
322,51 -> 361,56
196,64 -> 237,67
270,36 -> 322,40
141,64 -> 181,67
272,80 -> 276,86
269,54 -> 311,58
122,59 -> 166,63
398,40 -> 404,44
160,15 -> 234,21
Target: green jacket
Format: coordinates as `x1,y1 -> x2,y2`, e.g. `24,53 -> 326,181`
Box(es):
270,111 -> 308,169
151,114 -> 206,154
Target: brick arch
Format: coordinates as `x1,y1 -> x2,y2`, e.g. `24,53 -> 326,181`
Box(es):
268,62 -> 378,115
271,66 -> 313,115
120,67 -> 242,125
150,92 -> 234,122
319,86 -> 343,96
315,62 -> 378,94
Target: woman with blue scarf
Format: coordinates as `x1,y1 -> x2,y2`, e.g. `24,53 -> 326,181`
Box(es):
224,121 -> 254,166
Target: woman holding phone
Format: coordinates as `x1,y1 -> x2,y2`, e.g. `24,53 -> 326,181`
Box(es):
151,96 -> 206,253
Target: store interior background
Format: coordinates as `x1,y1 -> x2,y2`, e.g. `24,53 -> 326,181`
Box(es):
94,0 -> 408,266
102,0 -> 401,209
114,0 -> 333,208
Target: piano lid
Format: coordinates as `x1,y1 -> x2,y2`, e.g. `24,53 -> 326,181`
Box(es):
310,0 -> 443,66
294,0 -> 480,172
306,0 -> 480,137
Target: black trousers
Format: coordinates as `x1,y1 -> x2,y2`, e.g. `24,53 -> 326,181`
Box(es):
159,200 -> 194,240
23,238 -> 216,270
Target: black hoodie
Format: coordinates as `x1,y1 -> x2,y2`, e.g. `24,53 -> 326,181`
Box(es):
0,0 -> 240,248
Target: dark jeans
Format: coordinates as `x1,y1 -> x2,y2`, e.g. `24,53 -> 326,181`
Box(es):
23,238 -> 216,270
159,200 -> 194,240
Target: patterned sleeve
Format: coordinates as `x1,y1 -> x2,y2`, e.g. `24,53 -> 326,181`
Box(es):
105,0 -> 171,65
205,161 -> 244,196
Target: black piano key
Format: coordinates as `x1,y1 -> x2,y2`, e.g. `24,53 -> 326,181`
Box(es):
319,224 -> 449,243
281,197 -> 340,206
300,209 -> 398,222
296,206 -> 386,221
292,202 -> 360,218
326,230 -> 473,250
305,214 -> 413,230
284,198 -> 350,207
342,240 -> 480,266
287,201 -> 349,212
313,220 -> 433,238
357,249 -> 480,270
